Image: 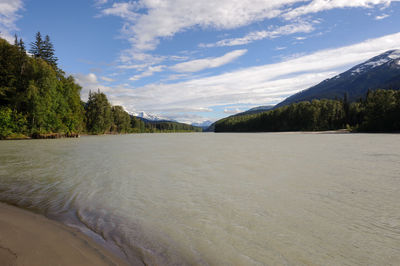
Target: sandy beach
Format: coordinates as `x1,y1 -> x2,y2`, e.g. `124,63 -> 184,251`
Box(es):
0,202 -> 128,266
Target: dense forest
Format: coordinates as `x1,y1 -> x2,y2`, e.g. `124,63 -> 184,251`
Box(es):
215,90 -> 400,132
0,34 -> 200,139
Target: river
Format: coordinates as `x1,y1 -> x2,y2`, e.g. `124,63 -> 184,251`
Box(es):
0,133 -> 399,265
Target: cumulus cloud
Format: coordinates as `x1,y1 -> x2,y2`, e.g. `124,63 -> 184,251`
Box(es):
0,0 -> 24,42
201,21 -> 315,48
102,32 -> 400,122
73,73 -> 111,101
170,49 -> 247,73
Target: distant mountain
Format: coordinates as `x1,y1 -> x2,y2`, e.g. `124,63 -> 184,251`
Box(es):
192,120 -> 213,129
276,49 -> 400,108
134,111 -> 170,122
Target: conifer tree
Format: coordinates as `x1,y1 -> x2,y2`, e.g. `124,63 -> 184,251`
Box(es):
29,32 -> 43,58
18,39 -> 25,52
14,34 -> 18,46
42,35 -> 57,66
14,34 -> 25,52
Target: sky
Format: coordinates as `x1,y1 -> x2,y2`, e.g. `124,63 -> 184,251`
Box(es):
1,0 -> 400,124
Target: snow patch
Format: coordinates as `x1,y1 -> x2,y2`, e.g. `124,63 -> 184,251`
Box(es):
364,58 -> 390,68
351,50 -> 400,74
134,111 -> 168,121
388,50 -> 400,60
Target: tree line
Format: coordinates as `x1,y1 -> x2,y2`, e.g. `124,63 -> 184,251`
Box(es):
85,89 -> 202,134
0,33 -> 200,139
214,89 -> 400,132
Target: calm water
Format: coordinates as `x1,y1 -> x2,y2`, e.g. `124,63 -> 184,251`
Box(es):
0,133 -> 400,265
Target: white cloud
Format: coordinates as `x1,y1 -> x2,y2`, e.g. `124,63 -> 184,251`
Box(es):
117,63 -> 150,70
74,73 -> 111,101
283,0 -> 397,20
170,49 -> 247,73
101,0 -> 299,52
102,32 -> 400,123
100,2 -> 139,21
224,108 -> 243,114
201,21 -> 315,48
0,0 -> 24,42
126,49 -> 247,82
77,73 -> 98,83
129,65 -> 166,81
101,76 -> 115,82
375,13 -> 390,19
98,0 -> 398,64
94,0 -> 108,6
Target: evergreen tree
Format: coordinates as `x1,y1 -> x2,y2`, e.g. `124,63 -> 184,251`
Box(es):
343,92 -> 350,125
14,34 -> 18,47
18,39 -> 25,52
0,37 -> 84,138
42,35 -> 57,66
29,32 -> 43,58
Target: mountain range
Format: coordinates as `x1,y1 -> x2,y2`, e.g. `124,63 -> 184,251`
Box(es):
208,49 -> 400,131
134,111 -> 171,122
276,49 -> 400,108
134,50 -> 400,131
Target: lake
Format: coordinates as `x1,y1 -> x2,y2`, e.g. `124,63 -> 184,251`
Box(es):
0,133 -> 399,265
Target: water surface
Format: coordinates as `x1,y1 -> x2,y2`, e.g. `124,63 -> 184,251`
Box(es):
0,133 -> 400,265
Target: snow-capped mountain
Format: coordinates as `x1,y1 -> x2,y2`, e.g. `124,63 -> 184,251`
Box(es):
276,49 -> 400,108
191,120 -> 213,128
134,111 -> 169,121
350,50 -> 400,75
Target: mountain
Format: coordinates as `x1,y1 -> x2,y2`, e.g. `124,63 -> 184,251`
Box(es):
192,120 -> 213,129
204,105 -> 274,131
276,49 -> 400,108
233,105 -> 274,116
134,111 -> 172,122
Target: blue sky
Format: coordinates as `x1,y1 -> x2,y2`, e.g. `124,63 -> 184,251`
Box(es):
1,0 -> 400,124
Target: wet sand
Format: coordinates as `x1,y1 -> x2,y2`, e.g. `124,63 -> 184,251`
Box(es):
0,202 -> 128,266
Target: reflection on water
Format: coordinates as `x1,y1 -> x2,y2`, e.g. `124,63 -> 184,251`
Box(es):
1,133 -> 400,265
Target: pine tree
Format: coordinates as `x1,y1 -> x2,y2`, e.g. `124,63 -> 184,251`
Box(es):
42,35 -> 57,66
18,39 -> 25,52
14,34 -> 18,46
29,32 -> 43,58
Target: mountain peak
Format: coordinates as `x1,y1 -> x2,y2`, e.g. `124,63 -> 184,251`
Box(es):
349,49 -> 400,75
134,111 -> 167,121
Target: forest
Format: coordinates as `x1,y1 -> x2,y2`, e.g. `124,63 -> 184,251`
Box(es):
0,34 -> 200,139
215,90 -> 400,133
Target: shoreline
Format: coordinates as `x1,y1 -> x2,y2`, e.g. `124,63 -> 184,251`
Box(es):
0,202 -> 129,266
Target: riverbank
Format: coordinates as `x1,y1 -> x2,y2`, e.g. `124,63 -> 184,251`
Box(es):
0,132 -> 80,140
0,202 -> 128,266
